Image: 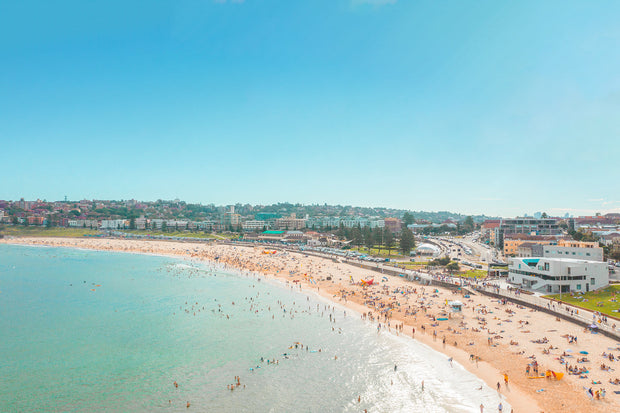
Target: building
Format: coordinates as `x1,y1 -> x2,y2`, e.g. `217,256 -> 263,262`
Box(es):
68,219 -> 99,228
556,239 -> 599,249
274,215 -> 306,231
495,218 -> 561,249
166,220 -> 188,230
384,218 -> 402,233
258,230 -> 286,241
282,230 -> 306,242
503,235 -> 556,256
599,232 -> 620,246
481,219 -> 501,244
242,220 -> 268,232
508,257 -> 608,293
255,212 -> 281,221
150,219 -> 164,230
516,242 -> 544,257
135,216 -> 147,230
542,245 -> 604,262
100,219 -> 128,230
221,206 -> 241,230
197,220 -> 218,231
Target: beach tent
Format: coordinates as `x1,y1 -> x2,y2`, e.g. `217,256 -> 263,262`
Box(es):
448,301 -> 463,312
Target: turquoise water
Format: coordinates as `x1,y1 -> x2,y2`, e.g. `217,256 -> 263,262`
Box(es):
0,244 -> 507,412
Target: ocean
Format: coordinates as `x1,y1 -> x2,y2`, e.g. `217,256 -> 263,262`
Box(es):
0,244 -> 508,412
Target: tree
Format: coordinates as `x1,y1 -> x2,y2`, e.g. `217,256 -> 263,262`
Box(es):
337,222 -> 345,239
161,221 -> 167,232
403,212 -> 414,226
541,212 -> 548,218
129,217 -> 136,230
372,227 -> 383,248
384,228 -> 394,256
463,216 -> 474,233
364,227 -> 374,252
351,226 -> 363,247
399,227 -> 415,255
446,261 -> 460,273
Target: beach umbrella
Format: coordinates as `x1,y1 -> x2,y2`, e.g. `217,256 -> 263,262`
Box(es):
589,324 -> 598,329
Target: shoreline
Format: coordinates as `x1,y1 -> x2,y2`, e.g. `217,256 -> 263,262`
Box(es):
3,237 -> 619,412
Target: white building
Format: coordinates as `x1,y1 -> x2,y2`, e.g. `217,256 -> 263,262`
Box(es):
135,216 -> 147,230
508,257 -> 608,294
100,219 -> 128,230
197,220 -> 217,231
150,219 -> 164,229
542,245 -> 604,262
68,219 -> 99,228
242,220 -> 268,231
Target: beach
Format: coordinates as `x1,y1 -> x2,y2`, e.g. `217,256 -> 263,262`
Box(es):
3,236 -> 619,412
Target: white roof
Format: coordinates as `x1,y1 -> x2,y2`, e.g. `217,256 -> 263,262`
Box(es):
416,243 -> 441,252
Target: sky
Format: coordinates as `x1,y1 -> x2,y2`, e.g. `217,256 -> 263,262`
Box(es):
1,0 -> 619,217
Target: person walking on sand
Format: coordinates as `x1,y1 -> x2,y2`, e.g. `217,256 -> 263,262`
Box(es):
480,403 -> 484,413
498,402 -> 503,412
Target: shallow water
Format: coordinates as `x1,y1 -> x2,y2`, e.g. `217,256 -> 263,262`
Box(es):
0,244 -> 508,412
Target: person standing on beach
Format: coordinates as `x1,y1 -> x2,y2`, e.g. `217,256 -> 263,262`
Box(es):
480,403 -> 484,413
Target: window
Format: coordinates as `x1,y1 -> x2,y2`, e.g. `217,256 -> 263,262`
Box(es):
568,267 -> 571,275
591,278 -> 595,286
544,262 -> 549,271
586,253 -> 591,256
577,284 -> 581,290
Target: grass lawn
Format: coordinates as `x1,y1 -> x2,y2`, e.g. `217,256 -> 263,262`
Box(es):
545,285 -> 620,318
350,246 -> 406,258
458,269 -> 488,279
0,226 -> 99,237
391,261 -> 429,268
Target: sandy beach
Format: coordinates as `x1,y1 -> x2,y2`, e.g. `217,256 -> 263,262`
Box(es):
3,236 -> 619,413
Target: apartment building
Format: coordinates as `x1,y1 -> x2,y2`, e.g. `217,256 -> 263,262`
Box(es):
495,218 -> 561,249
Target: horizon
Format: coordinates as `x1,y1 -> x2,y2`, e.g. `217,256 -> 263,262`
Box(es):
2,1 -> 619,217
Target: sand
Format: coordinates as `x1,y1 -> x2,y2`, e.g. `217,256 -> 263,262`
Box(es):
3,236 -> 620,413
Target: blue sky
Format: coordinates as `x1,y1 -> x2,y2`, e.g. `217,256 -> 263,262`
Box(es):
1,0 -> 619,217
